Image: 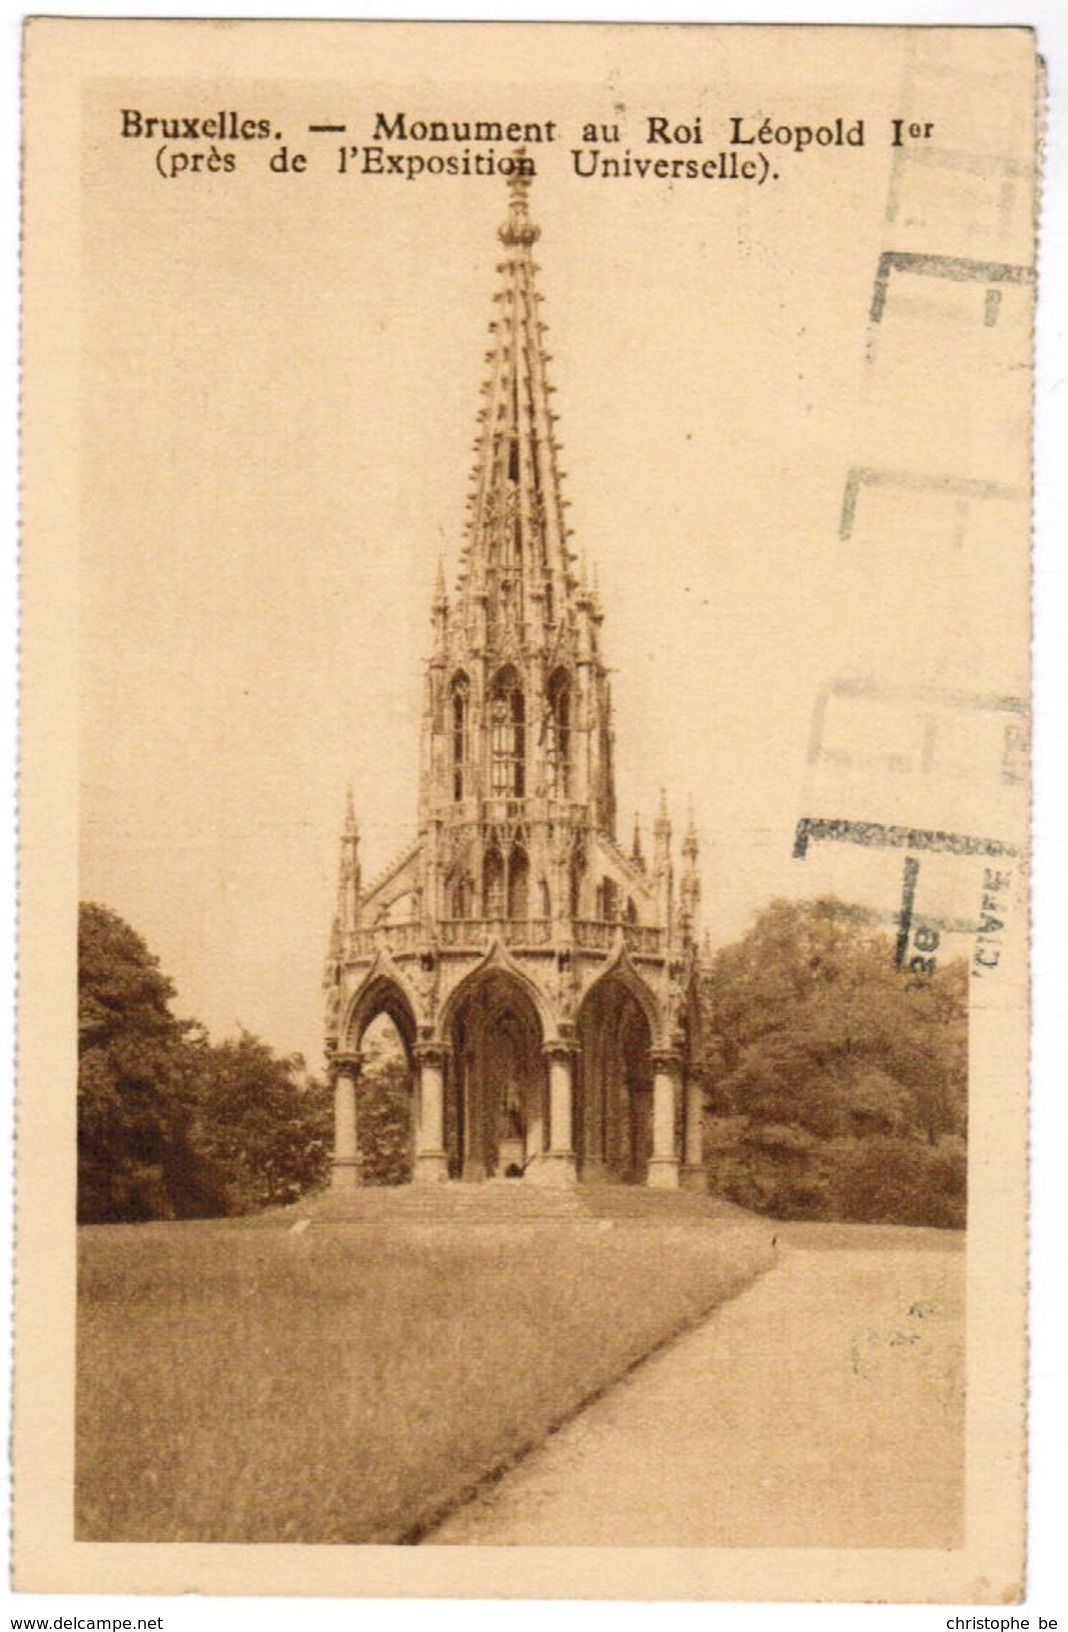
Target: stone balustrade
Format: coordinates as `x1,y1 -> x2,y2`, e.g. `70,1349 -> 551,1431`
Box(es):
347,918 -> 664,959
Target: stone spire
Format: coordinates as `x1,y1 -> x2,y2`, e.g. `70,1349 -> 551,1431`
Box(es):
431,555 -> 449,656
337,786 -> 361,933
420,161 -> 617,836
653,788 -> 673,930
654,788 -> 671,857
458,155 -> 574,652
680,808 -> 701,941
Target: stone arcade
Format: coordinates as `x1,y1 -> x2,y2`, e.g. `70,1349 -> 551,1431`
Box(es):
323,167 -> 706,1189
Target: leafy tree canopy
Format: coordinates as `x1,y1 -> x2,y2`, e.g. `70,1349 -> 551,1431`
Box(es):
697,898 -> 968,1226
190,1031 -> 331,1212
701,897 -> 967,1142
78,902 -> 185,1053
77,903 -> 330,1223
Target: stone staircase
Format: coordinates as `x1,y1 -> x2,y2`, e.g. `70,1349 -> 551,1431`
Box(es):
306,1180 -> 584,1222
299,1179 -> 747,1226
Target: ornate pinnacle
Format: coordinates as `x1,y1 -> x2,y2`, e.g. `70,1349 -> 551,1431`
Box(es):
339,787 -> 361,932
652,788 -> 672,881
631,812 -> 645,868
498,151 -> 540,249
683,805 -> 699,861
453,158 -> 575,643
590,560 -> 603,617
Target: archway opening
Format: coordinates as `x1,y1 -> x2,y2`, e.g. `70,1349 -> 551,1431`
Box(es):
356,1011 -> 414,1185
576,977 -> 654,1183
448,972 -> 545,1180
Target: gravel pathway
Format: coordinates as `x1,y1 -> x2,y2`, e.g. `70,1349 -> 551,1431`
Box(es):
424,1229 -> 965,1548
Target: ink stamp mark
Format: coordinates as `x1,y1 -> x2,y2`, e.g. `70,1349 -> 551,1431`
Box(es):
868,250 -> 1035,325
792,816 -> 1019,862
794,824 -> 1020,980
805,679 -> 1028,767
972,865 -> 1014,978
894,854 -> 921,969
839,468 -> 1023,543
885,145 -> 1029,227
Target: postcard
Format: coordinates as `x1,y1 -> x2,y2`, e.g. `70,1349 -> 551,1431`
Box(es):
17,18 -> 1037,1601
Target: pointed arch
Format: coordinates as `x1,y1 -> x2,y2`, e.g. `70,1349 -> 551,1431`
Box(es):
483,845 -> 505,918
507,845 -> 530,919
578,953 -> 662,1043
596,876 -> 619,922
438,941 -> 555,1041
569,856 -> 584,918
546,667 -> 572,798
342,968 -> 419,1059
449,671 -> 470,801
575,968 -> 657,1183
490,664 -> 525,798
450,870 -> 475,920
446,964 -> 546,1182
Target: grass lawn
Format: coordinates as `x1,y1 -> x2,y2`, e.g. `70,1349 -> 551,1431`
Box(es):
77,1208 -> 773,1544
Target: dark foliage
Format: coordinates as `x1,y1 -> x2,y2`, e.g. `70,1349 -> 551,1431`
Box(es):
77,903 -> 330,1222
698,898 -> 968,1228
356,1024 -> 413,1186
190,1031 -> 332,1212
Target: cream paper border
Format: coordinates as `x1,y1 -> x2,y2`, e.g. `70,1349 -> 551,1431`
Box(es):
16,17 -> 1033,1601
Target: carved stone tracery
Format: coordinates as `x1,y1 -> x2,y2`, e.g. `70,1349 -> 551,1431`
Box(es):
326,167 -> 705,1191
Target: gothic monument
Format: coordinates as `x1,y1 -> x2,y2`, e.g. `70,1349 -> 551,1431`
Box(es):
324,166 -> 705,1189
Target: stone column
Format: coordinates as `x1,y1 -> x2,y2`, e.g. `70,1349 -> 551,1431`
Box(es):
331,1050 -> 362,1189
647,1048 -> 681,1190
681,1072 -> 706,1191
534,1041 -> 577,1186
413,1043 -> 450,1185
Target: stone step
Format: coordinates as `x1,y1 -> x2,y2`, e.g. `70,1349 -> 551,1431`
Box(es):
308,1181 -> 585,1222
298,1178 -> 747,1227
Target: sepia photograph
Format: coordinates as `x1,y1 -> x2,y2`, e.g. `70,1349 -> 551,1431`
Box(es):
15,16 -> 1038,1603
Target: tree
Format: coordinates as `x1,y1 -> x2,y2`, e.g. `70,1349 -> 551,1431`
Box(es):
78,903 -> 332,1221
698,898 -> 968,1226
191,1032 -> 332,1212
77,902 -> 215,1221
